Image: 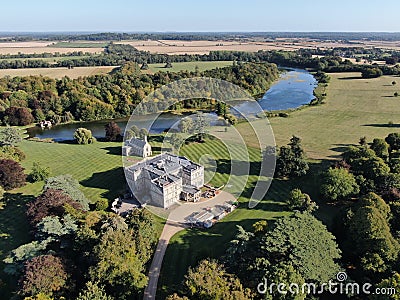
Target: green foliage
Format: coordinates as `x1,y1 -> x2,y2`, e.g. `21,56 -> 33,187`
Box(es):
125,209 -> 158,262
373,273 -> 400,300
76,281 -> 114,300
361,67 -> 383,78
386,132 -> 400,152
0,145 -> 26,162
262,213 -> 342,284
286,188 -> 317,212
371,138 -> 390,160
95,198 -> 109,211
35,215 -> 78,243
168,133 -> 184,152
44,175 -> 90,210
181,259 -> 251,300
20,254 -> 68,297
347,193 -> 400,274
29,162 -> 51,182
0,126 -> 22,146
178,118 -> 195,134
3,240 -> 50,275
275,136 -> 309,178
74,128 -> 95,144
89,228 -> 147,299
320,168 -> 359,201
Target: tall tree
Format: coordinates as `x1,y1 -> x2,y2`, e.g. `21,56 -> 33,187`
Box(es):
320,168 -> 359,201
0,126 -> 22,146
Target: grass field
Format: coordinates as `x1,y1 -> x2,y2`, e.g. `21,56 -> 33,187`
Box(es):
158,72 -> 400,295
0,66 -> 117,79
238,72 -> 400,160
143,61 -> 233,74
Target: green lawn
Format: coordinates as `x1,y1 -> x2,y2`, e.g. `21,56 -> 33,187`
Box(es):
144,61 -> 233,74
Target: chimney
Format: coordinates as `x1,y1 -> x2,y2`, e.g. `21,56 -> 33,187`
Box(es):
144,135 -> 147,143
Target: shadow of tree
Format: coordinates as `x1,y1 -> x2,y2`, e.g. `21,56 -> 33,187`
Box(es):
363,123 -> 400,128
101,146 -> 122,156
80,167 -> 126,200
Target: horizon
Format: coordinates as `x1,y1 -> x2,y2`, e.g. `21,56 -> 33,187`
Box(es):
1,0 -> 400,32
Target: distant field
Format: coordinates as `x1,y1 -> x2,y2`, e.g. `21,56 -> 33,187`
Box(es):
237,72 -> 400,160
0,55 -> 94,63
144,61 -> 233,73
0,41 -> 104,54
48,41 -> 109,48
122,39 -> 400,55
0,66 -> 117,79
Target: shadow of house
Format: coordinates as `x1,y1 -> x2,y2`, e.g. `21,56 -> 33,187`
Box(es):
101,146 -> 122,156
80,167 -> 125,200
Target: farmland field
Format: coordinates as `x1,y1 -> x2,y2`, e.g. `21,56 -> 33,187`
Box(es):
47,41 -> 109,48
144,61 -> 233,74
0,66 -> 117,79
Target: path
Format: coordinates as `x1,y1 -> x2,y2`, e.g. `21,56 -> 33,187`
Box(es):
143,191 -> 236,300
143,220 -> 186,300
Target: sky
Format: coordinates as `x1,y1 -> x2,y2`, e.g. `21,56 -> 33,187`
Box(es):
1,0 -> 399,32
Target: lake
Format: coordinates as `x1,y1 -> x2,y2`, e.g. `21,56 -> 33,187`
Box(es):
27,69 -> 316,141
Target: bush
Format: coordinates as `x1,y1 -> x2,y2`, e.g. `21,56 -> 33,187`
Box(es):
74,128 -> 95,144
3,106 -> 34,126
0,145 -> 26,162
29,162 -> 51,182
0,159 -> 26,190
95,198 -> 109,211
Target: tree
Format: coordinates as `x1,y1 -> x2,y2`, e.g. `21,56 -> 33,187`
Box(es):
26,188 -> 82,224
386,132 -> 400,152
4,106 -> 34,126
44,175 -> 90,210
359,136 -> 367,146
275,136 -> 309,178
320,168 -> 359,201
29,162 -> 51,182
178,118 -> 194,134
0,126 -> 22,146
138,128 -> 148,140
261,213 -> 341,284
105,121 -> 122,142
76,281 -> 114,300
373,273 -> 400,300
20,255 -> 68,297
392,81 -> 397,86
0,145 -> 26,162
181,259 -> 251,300
216,102 -> 227,117
0,159 -> 26,190
165,61 -> 172,68
89,228 -> 147,298
286,188 -> 317,212
125,209 -> 158,262
74,128 -> 95,144
168,133 -> 184,152
371,138 -> 390,160
347,194 -> 400,273
140,62 -> 149,70
193,112 -> 208,142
